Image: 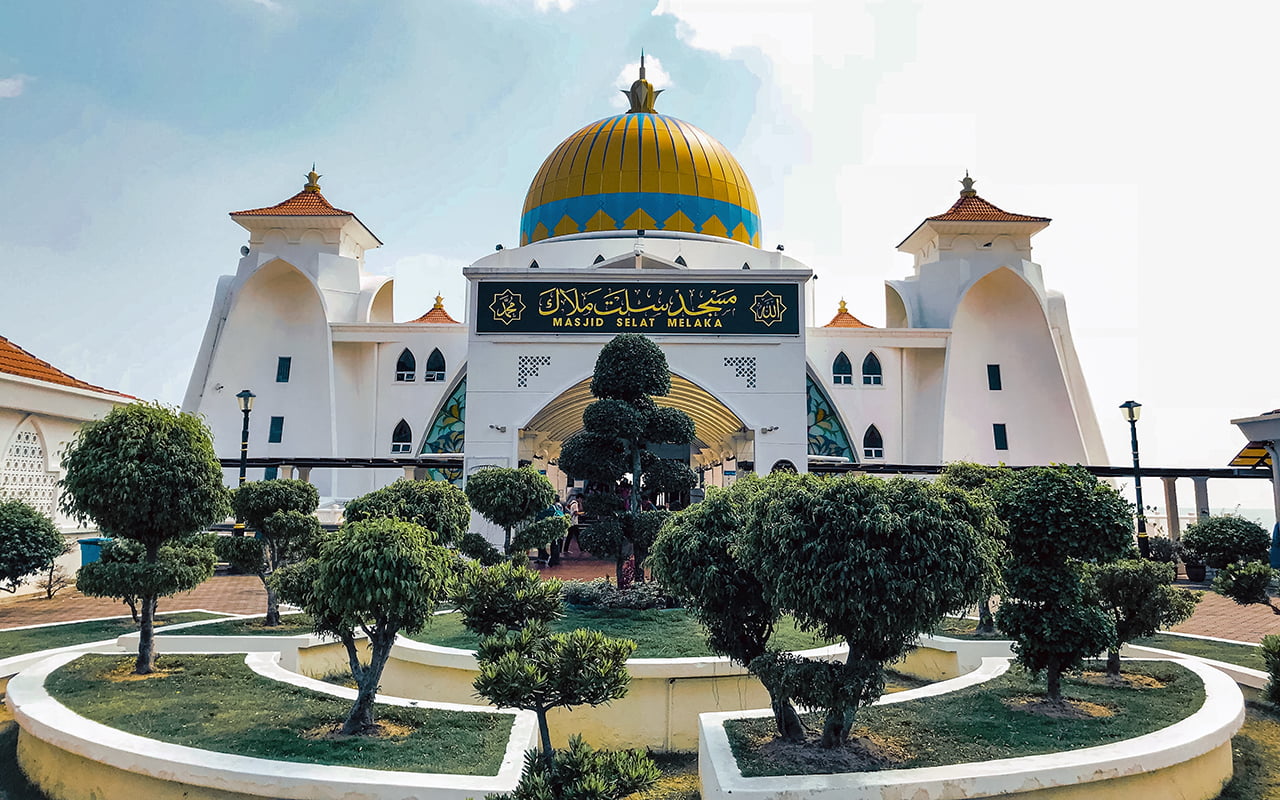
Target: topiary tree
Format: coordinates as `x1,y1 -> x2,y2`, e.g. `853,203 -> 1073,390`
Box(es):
937,462 -> 1010,634
493,735 -> 659,800
0,499 -> 67,594
451,560 -> 563,637
78,537 -> 217,623
218,479 -> 320,625
475,624 -> 637,767
992,465 -> 1133,703
465,467 -> 557,554
649,473 -> 804,741
743,474 -> 993,747
1183,515 -> 1270,569
1087,559 -> 1200,676
273,518 -> 450,734
1213,561 -> 1279,612
558,334 -> 696,583
59,403 -> 230,674
342,478 -> 470,546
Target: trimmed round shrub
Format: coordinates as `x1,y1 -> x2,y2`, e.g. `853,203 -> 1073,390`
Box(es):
1183,515 -> 1269,568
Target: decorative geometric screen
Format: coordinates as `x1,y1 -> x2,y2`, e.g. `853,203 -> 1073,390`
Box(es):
517,355 -> 551,388
1,422 -> 59,517
723,357 -> 757,389
806,375 -> 854,460
422,376 -> 466,484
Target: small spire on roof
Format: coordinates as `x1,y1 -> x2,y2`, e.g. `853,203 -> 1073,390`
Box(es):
960,171 -> 977,198
433,293 -> 444,310
622,50 -> 663,113
304,165 -> 322,193
838,298 -> 848,313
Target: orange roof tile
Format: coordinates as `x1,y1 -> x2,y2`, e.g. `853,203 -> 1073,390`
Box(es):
823,300 -> 873,329
0,335 -> 132,399
408,295 -> 461,324
231,188 -> 353,217
927,194 -> 1049,223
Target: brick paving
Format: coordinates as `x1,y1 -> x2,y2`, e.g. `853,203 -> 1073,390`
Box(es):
1169,581 -> 1280,642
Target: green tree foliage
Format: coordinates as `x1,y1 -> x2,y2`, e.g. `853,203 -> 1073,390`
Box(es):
78,537 -> 216,623
1183,515 -> 1270,569
474,624 -> 636,766
557,334 -> 696,582
937,462 -> 1010,634
1087,559 -> 1200,675
487,735 -> 658,800
59,403 -> 229,674
466,467 -> 557,554
992,465 -> 1133,702
1213,561 -> 1279,612
342,478 -> 470,546
0,500 -> 66,594
1261,634 -> 1280,704
273,518 -> 450,734
457,532 -> 504,565
219,479 -> 320,625
451,560 -> 563,637
743,474 -> 993,747
649,474 -> 804,740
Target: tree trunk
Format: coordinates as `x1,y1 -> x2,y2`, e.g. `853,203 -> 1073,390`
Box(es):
341,628 -> 396,735
135,542 -> 161,675
503,525 -> 512,555
1106,648 -> 1121,677
977,597 -> 995,634
771,697 -> 806,742
820,709 -> 854,748
1046,663 -> 1063,703
536,707 -> 555,770
340,630 -> 365,685
125,596 -> 139,623
264,584 -> 281,627
615,555 -> 625,587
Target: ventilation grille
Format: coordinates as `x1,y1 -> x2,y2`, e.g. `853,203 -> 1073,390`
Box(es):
517,355 -> 552,388
723,356 -> 757,389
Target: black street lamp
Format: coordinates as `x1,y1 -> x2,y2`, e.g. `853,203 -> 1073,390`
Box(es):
1119,400 -> 1149,558
234,389 -> 256,535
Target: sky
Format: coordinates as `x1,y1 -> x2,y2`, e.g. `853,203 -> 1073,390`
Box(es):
2,0 -> 1276,520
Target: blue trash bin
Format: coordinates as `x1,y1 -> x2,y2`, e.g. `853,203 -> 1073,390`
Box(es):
78,537 -> 112,566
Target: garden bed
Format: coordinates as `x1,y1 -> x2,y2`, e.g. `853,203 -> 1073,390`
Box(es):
404,607 -> 830,657
162,613 -> 316,637
44,653 -> 513,774
1131,633 -> 1264,672
0,612 -> 226,659
725,661 -> 1204,777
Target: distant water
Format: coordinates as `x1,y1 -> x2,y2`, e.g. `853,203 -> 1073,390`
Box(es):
1147,507 -> 1276,530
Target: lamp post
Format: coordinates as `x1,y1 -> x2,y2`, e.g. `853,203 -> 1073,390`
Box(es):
234,390 -> 255,535
1119,400 -> 1149,558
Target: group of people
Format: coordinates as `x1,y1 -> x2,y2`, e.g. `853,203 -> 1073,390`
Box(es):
533,492 -> 584,567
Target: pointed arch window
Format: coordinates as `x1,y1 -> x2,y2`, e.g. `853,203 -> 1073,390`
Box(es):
832,352 -> 853,385
424,348 -> 446,382
391,419 -> 414,454
863,425 -> 884,460
395,348 -> 416,382
862,352 -> 883,386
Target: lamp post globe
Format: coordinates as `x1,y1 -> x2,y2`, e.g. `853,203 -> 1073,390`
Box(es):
1119,400 -> 1148,557
234,389 -> 256,535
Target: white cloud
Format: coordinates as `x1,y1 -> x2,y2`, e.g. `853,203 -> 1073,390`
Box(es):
535,0 -> 576,9
610,54 -> 674,109
0,75 -> 29,99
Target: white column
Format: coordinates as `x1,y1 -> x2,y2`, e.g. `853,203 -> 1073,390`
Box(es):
1192,477 -> 1210,520
1161,476 -> 1181,540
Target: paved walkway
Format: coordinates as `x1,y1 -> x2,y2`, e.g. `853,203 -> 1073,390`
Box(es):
5,563 -> 1279,644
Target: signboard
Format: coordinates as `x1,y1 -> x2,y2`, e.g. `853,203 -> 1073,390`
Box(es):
476,281 -> 800,335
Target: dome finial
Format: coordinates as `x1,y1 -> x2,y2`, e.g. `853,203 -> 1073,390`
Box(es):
960,170 -> 976,198
622,51 -> 663,113
433,293 -> 444,310
304,164 -> 322,193
838,298 -> 848,313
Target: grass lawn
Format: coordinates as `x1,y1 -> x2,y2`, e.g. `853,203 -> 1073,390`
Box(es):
1219,702 -> 1280,799
626,751 -> 700,800
930,616 -> 1006,640
0,612 -> 227,660
46,654 -> 513,775
163,613 -> 316,637
726,661 -> 1203,777
1131,633 -> 1265,672
404,608 -> 831,658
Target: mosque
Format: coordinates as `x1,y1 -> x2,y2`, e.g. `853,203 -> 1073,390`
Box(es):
182,63 -> 1106,502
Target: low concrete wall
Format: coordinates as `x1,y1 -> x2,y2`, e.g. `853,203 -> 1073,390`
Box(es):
8,651 -> 537,800
698,658 -> 1244,800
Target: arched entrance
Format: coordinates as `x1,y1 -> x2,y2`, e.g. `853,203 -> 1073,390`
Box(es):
520,373 -> 753,492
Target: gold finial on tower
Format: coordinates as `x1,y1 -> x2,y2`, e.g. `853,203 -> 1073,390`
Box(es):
433,293 -> 444,310
304,164 -> 322,193
838,299 -> 848,313
960,170 -> 977,198
622,50 -> 663,114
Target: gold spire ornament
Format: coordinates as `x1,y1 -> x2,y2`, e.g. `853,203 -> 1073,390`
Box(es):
838,299 -> 848,313
304,165 -> 322,193
433,293 -> 445,310
622,51 -> 663,113
960,171 -> 977,198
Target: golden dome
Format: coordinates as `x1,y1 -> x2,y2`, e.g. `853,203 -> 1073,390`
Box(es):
520,110 -> 762,247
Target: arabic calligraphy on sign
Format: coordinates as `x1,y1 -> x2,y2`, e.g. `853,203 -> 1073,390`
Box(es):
489,289 -> 525,325
749,291 -> 787,327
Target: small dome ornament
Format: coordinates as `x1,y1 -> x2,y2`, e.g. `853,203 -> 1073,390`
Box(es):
433,293 -> 445,310
304,164 -> 322,193
622,51 -> 663,114
960,171 -> 977,198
